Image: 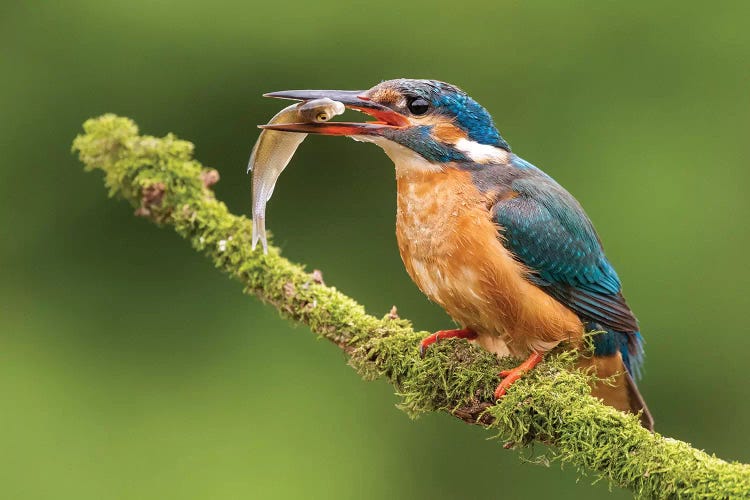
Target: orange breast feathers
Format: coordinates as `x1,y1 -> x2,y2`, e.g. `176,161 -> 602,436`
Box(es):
395,168 -> 584,357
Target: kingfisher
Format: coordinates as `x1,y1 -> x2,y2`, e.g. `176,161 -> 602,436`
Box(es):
261,79 -> 654,430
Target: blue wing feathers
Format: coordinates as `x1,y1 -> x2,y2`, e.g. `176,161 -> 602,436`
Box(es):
494,156 -> 643,375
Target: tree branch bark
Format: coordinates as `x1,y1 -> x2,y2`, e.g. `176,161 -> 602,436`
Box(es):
73,114 -> 750,498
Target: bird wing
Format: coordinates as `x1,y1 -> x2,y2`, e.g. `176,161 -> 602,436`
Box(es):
493,174 -> 638,333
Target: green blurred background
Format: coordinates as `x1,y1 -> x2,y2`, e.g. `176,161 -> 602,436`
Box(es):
2,1 -> 749,498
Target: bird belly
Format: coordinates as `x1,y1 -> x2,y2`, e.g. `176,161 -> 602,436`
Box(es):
395,168 -> 583,357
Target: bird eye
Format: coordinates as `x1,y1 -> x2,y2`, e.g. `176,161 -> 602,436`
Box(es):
407,97 -> 430,115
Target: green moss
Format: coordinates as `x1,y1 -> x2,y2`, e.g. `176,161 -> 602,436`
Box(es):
73,115 -> 750,499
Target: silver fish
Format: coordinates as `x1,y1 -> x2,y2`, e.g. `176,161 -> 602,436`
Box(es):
248,98 -> 345,253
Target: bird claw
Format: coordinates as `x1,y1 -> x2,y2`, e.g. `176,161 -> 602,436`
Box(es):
494,372 -> 520,399
418,329 -> 477,358
419,333 -> 438,358
493,352 -> 544,400
494,383 -> 509,400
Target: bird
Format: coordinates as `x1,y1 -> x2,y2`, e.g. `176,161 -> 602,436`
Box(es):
260,79 -> 654,431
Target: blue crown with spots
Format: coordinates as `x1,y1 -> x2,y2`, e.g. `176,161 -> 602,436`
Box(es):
389,79 -> 510,151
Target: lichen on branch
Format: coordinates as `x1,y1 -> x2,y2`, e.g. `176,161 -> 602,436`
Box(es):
73,114 -> 750,498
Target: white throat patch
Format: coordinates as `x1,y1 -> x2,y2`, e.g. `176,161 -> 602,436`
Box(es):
350,135 -> 443,176
454,138 -> 509,164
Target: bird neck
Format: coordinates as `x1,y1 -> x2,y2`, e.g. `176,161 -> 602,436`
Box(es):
353,135 -> 444,178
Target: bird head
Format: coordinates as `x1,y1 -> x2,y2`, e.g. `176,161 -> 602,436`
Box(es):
261,79 -> 511,171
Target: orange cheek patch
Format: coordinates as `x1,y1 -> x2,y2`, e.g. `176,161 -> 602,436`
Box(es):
432,122 -> 467,143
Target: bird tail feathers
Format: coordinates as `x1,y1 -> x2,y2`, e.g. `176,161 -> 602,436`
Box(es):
579,353 -> 654,431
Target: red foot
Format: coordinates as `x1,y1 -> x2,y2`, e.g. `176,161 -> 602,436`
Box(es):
494,352 -> 544,399
419,328 -> 477,357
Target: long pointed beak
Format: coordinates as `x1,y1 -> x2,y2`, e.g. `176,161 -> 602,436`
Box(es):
260,89 -> 409,135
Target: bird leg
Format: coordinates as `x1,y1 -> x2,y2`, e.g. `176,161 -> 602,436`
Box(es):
494,352 -> 544,399
419,328 -> 477,357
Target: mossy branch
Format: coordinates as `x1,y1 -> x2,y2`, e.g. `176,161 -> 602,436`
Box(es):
73,115 -> 750,498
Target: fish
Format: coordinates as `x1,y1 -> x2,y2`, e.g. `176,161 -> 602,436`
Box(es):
248,98 -> 346,253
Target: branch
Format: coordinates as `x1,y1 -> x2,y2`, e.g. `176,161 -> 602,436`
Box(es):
73,115 -> 750,498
